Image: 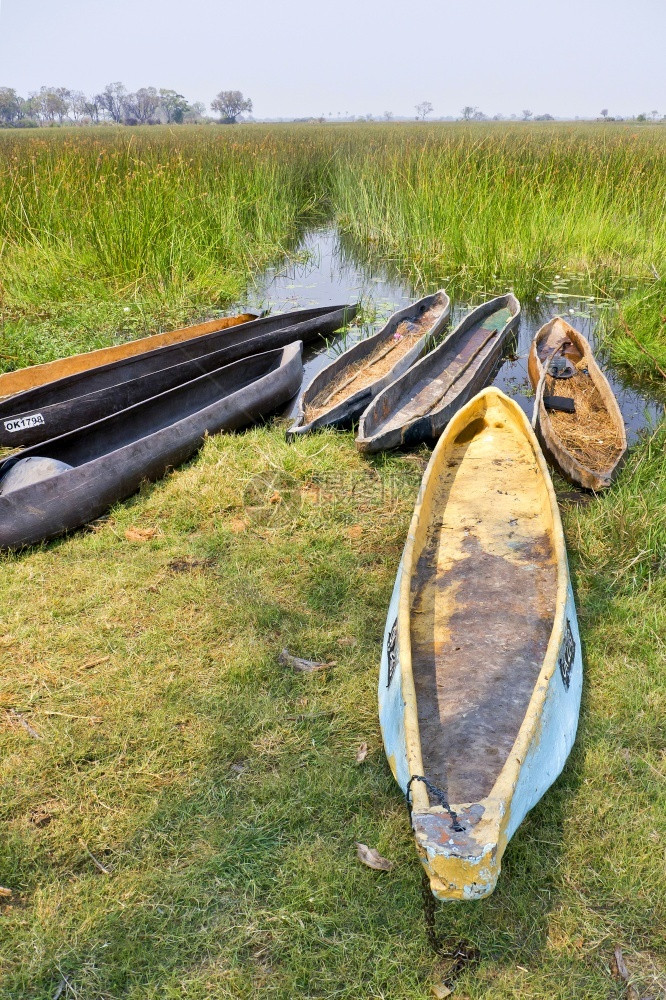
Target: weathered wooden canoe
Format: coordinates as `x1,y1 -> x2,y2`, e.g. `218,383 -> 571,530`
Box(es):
379,387 -> 582,901
356,294 -> 520,453
528,317 -> 627,490
0,310 -> 260,400
0,304 -> 356,447
288,291 -> 451,435
0,342 -> 303,550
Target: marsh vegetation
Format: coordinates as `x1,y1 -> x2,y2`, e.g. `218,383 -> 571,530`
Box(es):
0,123 -> 664,999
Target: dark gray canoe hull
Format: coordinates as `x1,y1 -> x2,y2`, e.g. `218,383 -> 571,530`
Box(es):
0,342 -> 303,550
0,304 -> 356,446
288,291 -> 450,436
356,294 -> 521,453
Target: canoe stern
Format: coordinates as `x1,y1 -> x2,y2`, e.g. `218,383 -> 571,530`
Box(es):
411,808 -> 503,901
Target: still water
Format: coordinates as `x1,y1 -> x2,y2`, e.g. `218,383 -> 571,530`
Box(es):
237,229 -> 662,443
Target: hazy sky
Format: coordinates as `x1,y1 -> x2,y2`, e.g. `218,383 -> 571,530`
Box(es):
0,0 -> 664,119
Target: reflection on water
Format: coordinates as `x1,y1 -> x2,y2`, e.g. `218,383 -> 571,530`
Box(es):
238,229 -> 663,444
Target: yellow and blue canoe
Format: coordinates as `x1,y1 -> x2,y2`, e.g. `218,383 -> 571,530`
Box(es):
379,386 -> 582,901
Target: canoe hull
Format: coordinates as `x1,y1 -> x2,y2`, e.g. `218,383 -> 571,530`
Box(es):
0,305 -> 356,446
357,294 -> 520,453
0,342 -> 303,550
1,334 -> 302,448
0,311 -> 260,400
379,388 -> 582,900
528,318 -> 627,490
288,291 -> 450,435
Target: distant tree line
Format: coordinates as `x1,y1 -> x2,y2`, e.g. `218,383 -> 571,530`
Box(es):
0,86 -> 660,127
411,103 -> 664,124
460,106 -> 555,121
0,85 -> 253,127
457,106 -> 663,122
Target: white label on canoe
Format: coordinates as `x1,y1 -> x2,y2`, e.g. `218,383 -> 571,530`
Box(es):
4,413 -> 45,433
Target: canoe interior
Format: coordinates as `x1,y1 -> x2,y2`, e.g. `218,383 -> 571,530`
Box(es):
534,319 -> 625,476
0,305 -> 351,418
0,349 -> 286,475
362,303 -> 514,441
303,296 -> 448,423
409,393 -> 558,804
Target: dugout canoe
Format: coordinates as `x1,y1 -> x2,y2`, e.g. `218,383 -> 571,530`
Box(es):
288,291 -> 451,435
0,342 -> 303,550
0,310 -> 261,400
356,294 -> 520,453
0,304 -> 356,447
379,387 -> 582,901
528,317 -> 627,491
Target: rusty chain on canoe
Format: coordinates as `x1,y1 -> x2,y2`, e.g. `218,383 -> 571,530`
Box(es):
405,774 -> 464,832
420,868 -> 445,953
407,779 -> 483,970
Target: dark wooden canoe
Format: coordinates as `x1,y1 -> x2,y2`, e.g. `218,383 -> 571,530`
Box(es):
0,342 -> 303,550
527,316 -> 627,490
0,310 -> 261,400
0,304 -> 356,447
288,291 -> 450,435
356,294 -> 520,453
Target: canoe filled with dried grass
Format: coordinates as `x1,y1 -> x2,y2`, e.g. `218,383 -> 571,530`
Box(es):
528,317 -> 627,490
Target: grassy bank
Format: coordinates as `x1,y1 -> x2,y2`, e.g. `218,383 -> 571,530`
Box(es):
0,124 -> 664,998
0,427 -> 664,999
611,278 -> 666,377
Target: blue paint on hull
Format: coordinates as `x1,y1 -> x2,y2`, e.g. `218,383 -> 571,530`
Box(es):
378,557 -> 411,792
378,547 -> 583,895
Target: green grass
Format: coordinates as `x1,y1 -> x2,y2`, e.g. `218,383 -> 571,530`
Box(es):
609,278 -> 666,380
0,123 -> 664,998
334,124 -> 666,296
331,123 -> 666,377
1,429 -> 664,999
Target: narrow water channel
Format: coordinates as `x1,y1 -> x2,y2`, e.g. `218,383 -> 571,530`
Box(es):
237,229 -> 662,443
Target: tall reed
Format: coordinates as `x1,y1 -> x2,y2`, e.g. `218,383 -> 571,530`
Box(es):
1,123 -> 665,374
331,124 -> 666,301
0,127 -> 326,311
